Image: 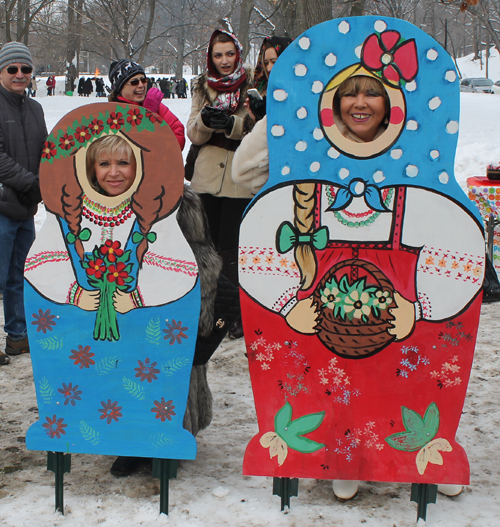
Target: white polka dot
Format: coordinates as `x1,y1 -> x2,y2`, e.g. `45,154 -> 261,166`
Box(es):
328,147 -> 340,159
430,150 -> 440,160
427,49 -> 438,61
406,81 -> 417,92
313,128 -> 324,140
406,165 -> 419,177
339,168 -> 349,179
373,171 -> 385,183
355,45 -> 362,58
374,20 -> 387,32
391,149 -> 403,160
271,125 -> 285,137
439,171 -> 449,184
445,70 -> 457,82
299,37 -> 310,50
325,53 -> 337,67
446,121 -> 459,134
295,141 -> 307,151
338,21 -> 350,34
406,120 -> 418,131
297,107 -> 307,119
273,89 -> 288,101
310,162 -> 320,172
282,165 -> 290,176
294,64 -> 307,77
429,97 -> 441,110
312,81 -> 324,94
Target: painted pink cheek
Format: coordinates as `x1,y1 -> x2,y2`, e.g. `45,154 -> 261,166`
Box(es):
320,108 -> 334,127
390,106 -> 404,125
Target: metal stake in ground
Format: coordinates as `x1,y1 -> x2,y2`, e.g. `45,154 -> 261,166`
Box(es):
152,458 -> 178,515
411,483 -> 437,522
47,452 -> 71,514
273,477 -> 299,511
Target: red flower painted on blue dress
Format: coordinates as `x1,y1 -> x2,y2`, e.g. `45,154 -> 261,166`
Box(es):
42,415 -> 67,438
98,399 -> 123,424
42,141 -> 57,160
107,112 -> 125,130
57,382 -> 82,406
59,133 -> 75,151
134,358 -> 160,383
163,319 -> 188,345
31,308 -> 56,333
107,261 -> 129,286
86,258 -> 106,279
151,398 -> 176,422
127,108 -> 143,126
100,240 -> 124,262
74,125 -> 91,143
361,30 -> 418,87
89,118 -> 104,135
69,345 -> 95,368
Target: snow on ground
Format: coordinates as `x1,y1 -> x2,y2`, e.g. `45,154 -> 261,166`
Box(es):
1,76 -> 500,526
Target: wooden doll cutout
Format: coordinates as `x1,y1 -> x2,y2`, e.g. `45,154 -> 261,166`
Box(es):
25,103 -> 200,459
239,18 -> 485,486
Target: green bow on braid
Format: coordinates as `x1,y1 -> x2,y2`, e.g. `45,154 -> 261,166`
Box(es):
276,221 -> 329,254
66,228 -> 91,244
132,231 -> 157,244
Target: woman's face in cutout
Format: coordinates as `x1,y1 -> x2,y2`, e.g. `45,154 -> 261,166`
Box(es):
263,47 -> 278,76
212,41 -> 238,76
340,88 -> 386,142
120,73 -> 147,103
95,151 -> 137,197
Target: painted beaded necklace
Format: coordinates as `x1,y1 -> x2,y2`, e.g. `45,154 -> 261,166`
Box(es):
325,186 -> 394,228
82,195 -> 133,227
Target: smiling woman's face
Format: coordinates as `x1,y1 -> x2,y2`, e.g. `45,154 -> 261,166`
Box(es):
94,152 -> 136,197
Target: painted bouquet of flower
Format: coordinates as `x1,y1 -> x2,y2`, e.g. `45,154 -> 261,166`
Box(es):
82,240 -> 134,341
319,274 -> 393,323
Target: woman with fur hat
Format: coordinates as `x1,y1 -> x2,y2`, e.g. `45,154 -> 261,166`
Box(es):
108,59 -> 185,150
187,29 -> 254,338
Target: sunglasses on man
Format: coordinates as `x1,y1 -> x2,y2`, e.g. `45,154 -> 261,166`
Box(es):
126,76 -> 147,86
6,65 -> 33,75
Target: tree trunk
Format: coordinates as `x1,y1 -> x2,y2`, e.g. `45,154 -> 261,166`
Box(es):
349,0 -> 366,17
238,0 -> 254,61
174,0 -> 187,79
137,0 -> 156,65
295,0 -> 333,37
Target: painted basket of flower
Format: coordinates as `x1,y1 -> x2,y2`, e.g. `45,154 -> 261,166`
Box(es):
312,259 -> 396,359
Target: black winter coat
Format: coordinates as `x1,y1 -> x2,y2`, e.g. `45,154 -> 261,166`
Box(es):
0,85 -> 47,220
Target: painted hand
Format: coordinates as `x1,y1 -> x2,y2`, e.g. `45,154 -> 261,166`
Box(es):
78,289 -> 100,311
387,292 -> 415,340
285,297 -> 319,334
113,289 -> 135,314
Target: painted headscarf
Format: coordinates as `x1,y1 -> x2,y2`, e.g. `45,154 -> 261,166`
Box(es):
253,36 -> 292,93
206,29 -> 247,114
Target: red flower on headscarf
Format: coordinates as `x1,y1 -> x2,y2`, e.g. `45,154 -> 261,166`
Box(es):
361,30 -> 418,87
42,141 -> 57,159
107,112 -> 124,130
59,133 -> 75,151
74,126 -> 91,143
127,108 -> 143,126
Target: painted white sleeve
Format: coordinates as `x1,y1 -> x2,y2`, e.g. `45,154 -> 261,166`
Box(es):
135,214 -> 198,306
239,186 -> 302,315
24,212 -> 78,304
402,187 -> 485,320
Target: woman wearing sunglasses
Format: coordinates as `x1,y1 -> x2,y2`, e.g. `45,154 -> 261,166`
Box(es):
108,59 -> 185,150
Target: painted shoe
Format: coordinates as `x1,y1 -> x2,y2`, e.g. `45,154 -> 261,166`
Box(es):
333,479 -> 359,501
437,484 -> 463,497
5,336 -> 30,356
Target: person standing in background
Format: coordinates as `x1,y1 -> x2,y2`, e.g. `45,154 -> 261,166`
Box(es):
0,42 -> 47,365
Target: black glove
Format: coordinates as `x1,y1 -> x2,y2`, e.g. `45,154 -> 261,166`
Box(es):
249,95 -> 266,121
201,106 -> 231,130
18,178 -> 42,207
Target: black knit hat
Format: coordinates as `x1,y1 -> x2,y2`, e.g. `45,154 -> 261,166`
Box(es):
109,59 -> 145,94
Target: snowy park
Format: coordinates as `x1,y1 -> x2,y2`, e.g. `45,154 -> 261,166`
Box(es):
1,63 -> 500,525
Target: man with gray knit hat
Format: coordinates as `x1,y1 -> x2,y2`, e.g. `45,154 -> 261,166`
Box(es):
0,41 -> 47,365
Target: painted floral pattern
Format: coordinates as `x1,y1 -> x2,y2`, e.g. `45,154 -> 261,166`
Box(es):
42,415 -> 67,438
134,358 -> 160,383
163,320 -> 188,344
98,399 -> 123,424
57,382 -> 82,406
69,345 -> 96,369
31,308 -> 57,333
151,398 -> 176,421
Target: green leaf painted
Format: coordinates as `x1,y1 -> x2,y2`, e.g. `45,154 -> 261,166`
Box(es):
286,411 -> 325,437
95,356 -> 119,375
285,434 -> 325,454
37,336 -> 64,350
275,402 -> 292,432
80,421 -> 100,445
39,377 -> 55,403
386,402 -> 440,452
146,316 -> 161,345
150,433 -> 175,448
122,376 -> 146,400
162,357 -> 190,377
